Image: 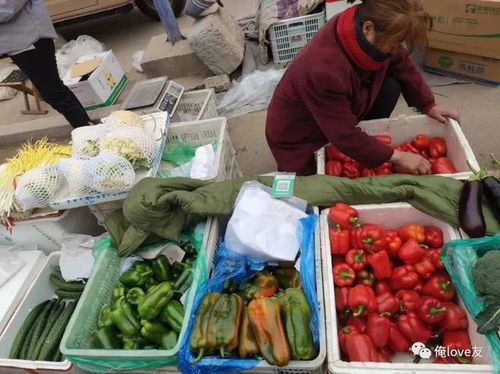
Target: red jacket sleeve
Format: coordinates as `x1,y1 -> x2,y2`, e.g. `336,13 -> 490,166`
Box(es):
302,70 -> 394,169
387,46 -> 435,112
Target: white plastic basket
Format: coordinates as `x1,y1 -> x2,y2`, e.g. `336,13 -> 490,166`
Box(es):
199,207 -> 327,374
320,203 -> 494,373
172,89 -> 218,122
268,8 -> 326,64
316,115 -> 479,180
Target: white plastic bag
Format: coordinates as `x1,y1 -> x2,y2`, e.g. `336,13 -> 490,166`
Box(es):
55,35 -> 106,78
190,144 -> 216,179
59,233 -> 96,281
224,181 -> 308,262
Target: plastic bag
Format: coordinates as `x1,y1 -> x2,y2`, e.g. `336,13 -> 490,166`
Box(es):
178,214 -> 320,374
71,124 -> 107,159
190,144 -> 216,180
14,164 -> 62,210
161,141 -> 196,165
0,245 -> 25,287
55,35 -> 105,78
60,233 -> 96,281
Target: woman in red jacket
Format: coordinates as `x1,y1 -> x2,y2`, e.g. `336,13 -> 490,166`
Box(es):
266,0 -> 459,176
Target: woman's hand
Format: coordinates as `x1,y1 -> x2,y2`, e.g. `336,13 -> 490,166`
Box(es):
390,150 -> 431,175
426,105 -> 460,124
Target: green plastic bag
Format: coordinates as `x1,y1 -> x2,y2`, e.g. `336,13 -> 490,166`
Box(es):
161,142 -> 196,165
442,235 -> 500,373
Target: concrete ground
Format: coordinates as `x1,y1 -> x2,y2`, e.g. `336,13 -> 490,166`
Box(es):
0,6 -> 498,174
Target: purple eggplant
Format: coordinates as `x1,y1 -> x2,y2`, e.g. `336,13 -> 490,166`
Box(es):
459,180 -> 486,237
482,176 -> 500,221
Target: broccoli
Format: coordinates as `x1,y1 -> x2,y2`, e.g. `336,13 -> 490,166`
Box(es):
472,250 -> 500,297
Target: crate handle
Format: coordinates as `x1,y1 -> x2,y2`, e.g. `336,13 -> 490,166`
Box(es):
288,21 -> 306,29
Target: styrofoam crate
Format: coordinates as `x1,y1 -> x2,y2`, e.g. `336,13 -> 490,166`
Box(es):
316,115 -> 479,180
269,8 -> 326,64
0,252 -> 88,374
320,203 -> 494,374
0,208 -> 103,253
198,207 -> 326,374
172,89 -> 218,122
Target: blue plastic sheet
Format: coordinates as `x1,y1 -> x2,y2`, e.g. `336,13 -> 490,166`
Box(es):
178,214 -> 319,374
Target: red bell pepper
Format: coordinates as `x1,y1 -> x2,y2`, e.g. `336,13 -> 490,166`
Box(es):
424,226 -> 444,248
333,263 -> 356,287
414,256 -> 435,279
332,254 -> 346,266
426,248 -> 444,269
329,226 -> 350,255
431,157 -> 456,174
395,290 -> 420,313
418,296 -> 447,324
398,239 -> 426,264
346,314 -> 367,332
334,286 -> 350,314
397,312 -> 432,343
421,149 -> 431,160
360,224 -> 387,252
345,333 -> 379,362
422,272 -> 455,301
386,230 -> 402,258
388,321 -> 411,353
429,137 -> 447,158
377,292 -> 399,316
414,280 -> 424,294
376,346 -> 393,362
412,134 -> 430,150
434,357 -> 454,364
350,228 -> 363,249
398,224 -> 426,243
338,325 -> 360,353
348,284 -> 378,317
329,203 -> 359,230
325,145 -> 350,162
345,249 -> 367,271
360,168 -> 377,177
440,302 -> 469,330
374,280 -> 391,296
374,135 -> 392,146
374,162 -> 393,175
367,250 -> 392,280
326,160 -> 343,176
341,162 -> 360,179
443,330 -> 473,363
389,265 -> 420,290
400,141 -> 421,154
366,313 -> 390,348
356,269 -> 375,287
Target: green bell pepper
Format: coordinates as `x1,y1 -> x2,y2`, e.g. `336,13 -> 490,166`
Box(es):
112,285 -> 126,301
144,277 -> 158,291
123,341 -> 141,350
140,320 -> 169,345
97,304 -> 113,329
161,330 -> 178,350
160,300 -> 184,333
93,326 -> 121,349
119,262 -> 153,287
138,282 -> 174,320
152,255 -> 172,282
179,239 -> 197,256
110,297 -> 140,337
173,266 -> 193,293
126,287 -> 145,305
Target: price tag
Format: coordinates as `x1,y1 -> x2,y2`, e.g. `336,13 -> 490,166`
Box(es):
271,173 -> 296,198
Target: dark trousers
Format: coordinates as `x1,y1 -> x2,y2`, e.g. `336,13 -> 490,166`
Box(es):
362,76 -> 402,120
10,39 -> 90,128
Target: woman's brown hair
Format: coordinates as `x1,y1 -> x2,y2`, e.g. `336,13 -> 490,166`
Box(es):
348,0 -> 432,51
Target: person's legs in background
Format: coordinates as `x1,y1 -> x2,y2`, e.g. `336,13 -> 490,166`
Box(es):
10,38 -> 90,128
363,76 -> 401,120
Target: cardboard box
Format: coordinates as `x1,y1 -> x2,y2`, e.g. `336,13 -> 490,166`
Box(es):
63,50 -> 127,110
424,48 -> 500,86
422,0 -> 500,59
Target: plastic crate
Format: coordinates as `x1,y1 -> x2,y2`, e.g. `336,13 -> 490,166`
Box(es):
316,115 -> 479,180
320,203 -> 494,373
269,8 -> 326,64
60,221 -> 212,373
172,89 -> 218,122
197,207 -> 327,374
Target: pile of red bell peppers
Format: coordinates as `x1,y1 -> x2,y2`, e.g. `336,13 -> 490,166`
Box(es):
329,203 -> 473,364
324,134 -> 457,177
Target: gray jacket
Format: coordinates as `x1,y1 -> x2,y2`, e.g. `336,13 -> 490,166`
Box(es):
0,0 -> 57,56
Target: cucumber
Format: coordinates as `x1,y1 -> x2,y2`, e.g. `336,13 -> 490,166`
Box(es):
38,301 -> 77,361
55,289 -> 82,299
33,301 -> 65,360
26,299 -> 57,360
9,300 -> 49,359
53,349 -> 63,362
49,273 -> 85,292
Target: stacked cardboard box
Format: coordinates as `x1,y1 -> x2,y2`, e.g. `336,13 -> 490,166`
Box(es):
422,0 -> 500,86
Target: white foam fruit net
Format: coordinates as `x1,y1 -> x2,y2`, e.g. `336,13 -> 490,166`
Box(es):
100,126 -> 156,170
101,110 -> 145,129
58,158 -> 96,196
82,151 -> 136,194
14,165 -> 62,211
71,124 -> 107,159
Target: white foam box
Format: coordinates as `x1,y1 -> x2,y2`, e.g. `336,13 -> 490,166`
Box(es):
0,252 -> 89,374
316,115 -> 479,180
320,203 -> 494,373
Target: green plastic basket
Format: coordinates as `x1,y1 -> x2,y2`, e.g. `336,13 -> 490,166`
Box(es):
442,235 -> 500,373
60,221 -> 211,373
